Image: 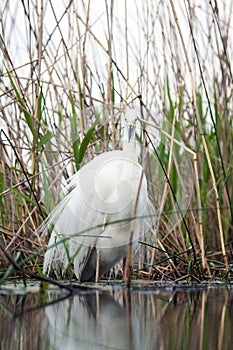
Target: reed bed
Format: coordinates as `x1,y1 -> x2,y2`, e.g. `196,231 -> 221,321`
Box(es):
0,0 -> 232,284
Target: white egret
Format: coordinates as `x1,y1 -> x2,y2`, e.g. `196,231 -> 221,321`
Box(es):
42,108 -> 151,282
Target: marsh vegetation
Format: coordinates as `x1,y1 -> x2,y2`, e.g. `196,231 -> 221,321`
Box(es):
0,1 -> 232,285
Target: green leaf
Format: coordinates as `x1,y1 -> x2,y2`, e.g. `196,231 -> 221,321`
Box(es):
9,187 -> 38,208
0,172 -> 3,214
36,131 -> 52,149
5,66 -> 35,137
37,87 -> 43,123
77,80 -> 83,111
77,117 -> 99,167
69,91 -> 79,170
41,163 -> 55,212
0,252 -> 21,283
178,86 -> 183,115
166,76 -> 174,121
111,70 -> 115,103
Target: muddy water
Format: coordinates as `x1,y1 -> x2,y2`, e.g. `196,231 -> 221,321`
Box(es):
0,284 -> 232,350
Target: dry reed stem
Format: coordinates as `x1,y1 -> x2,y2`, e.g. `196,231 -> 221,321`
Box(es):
75,11 -> 142,101
140,118 -> 196,156
149,107 -> 186,275
192,152 -> 211,274
169,0 -> 228,272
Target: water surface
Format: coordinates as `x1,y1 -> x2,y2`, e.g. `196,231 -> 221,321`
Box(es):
0,283 -> 232,349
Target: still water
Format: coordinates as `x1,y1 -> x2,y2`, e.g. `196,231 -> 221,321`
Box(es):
0,283 -> 232,350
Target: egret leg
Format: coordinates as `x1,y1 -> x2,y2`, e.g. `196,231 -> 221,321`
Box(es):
95,250 -> 100,282
122,257 -> 127,276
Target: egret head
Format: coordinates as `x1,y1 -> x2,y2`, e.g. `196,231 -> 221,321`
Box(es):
124,109 -> 138,144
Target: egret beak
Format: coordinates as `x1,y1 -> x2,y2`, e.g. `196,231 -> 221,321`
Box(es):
128,123 -> 134,143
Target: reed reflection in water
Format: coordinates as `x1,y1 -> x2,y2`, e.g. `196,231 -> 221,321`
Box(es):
0,286 -> 232,349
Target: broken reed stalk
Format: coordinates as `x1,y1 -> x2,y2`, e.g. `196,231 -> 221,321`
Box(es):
169,0 -> 229,273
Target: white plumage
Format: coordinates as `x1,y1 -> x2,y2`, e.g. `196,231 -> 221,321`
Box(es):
42,109 -> 150,282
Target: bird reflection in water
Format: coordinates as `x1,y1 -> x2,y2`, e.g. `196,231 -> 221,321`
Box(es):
45,290 -> 141,350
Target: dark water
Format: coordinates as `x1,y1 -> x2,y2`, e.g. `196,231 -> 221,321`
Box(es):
0,284 -> 232,350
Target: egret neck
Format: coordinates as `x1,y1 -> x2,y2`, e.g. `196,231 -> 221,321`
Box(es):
123,120 -> 137,161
